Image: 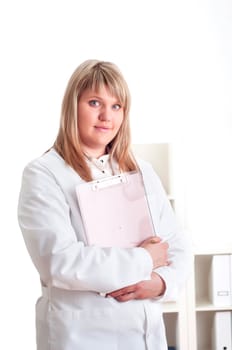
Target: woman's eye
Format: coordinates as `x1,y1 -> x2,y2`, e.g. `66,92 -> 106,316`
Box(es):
89,100 -> 100,107
112,104 -> 121,110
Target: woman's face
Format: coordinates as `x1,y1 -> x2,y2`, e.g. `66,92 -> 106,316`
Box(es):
77,85 -> 124,157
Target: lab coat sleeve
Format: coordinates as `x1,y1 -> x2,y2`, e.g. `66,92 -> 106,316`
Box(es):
18,160 -> 153,293
144,164 -> 193,302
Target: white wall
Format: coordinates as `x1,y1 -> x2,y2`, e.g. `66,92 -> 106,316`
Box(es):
0,0 -> 231,348
172,130 -> 232,251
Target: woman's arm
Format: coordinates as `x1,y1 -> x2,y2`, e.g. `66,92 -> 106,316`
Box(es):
18,160 -> 153,294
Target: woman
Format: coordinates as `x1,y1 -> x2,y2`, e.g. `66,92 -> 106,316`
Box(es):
18,59 -> 192,350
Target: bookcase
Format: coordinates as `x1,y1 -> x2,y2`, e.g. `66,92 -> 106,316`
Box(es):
132,143 -> 232,350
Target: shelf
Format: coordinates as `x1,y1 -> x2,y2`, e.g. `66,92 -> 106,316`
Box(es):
196,298 -> 232,311
194,246 -> 232,255
167,195 -> 175,201
162,301 -> 180,313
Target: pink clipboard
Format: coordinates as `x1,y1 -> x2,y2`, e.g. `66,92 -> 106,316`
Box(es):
76,171 -> 155,248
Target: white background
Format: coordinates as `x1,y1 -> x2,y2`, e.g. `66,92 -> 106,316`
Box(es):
0,0 -> 231,348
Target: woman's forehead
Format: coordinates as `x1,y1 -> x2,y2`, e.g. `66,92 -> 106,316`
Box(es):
81,84 -> 124,102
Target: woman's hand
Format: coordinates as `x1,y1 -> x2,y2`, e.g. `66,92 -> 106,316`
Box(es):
139,236 -> 169,269
106,236 -> 168,302
106,272 -> 166,302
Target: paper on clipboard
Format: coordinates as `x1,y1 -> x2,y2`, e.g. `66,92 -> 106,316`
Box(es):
76,171 -> 155,248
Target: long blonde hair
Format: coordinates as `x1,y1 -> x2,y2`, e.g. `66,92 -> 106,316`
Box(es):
54,59 -> 138,181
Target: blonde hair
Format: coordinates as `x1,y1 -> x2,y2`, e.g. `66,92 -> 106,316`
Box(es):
54,59 -> 138,181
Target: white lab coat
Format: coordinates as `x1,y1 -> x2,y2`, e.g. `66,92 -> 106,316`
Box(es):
18,148 -> 192,350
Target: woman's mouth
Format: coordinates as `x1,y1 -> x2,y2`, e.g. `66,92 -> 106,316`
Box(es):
95,126 -> 111,132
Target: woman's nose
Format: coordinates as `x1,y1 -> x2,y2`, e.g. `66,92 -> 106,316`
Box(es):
98,106 -> 111,121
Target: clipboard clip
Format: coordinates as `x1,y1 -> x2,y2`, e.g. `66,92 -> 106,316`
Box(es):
92,174 -> 127,191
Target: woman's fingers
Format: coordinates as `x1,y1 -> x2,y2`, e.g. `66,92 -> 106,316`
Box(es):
140,236 -> 162,245
107,284 -> 136,298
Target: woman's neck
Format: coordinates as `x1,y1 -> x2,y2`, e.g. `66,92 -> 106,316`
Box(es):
81,147 -> 108,159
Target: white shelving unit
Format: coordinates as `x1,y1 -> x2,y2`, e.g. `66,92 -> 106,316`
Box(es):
193,250 -> 232,350
132,143 -> 232,350
132,143 -> 188,349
